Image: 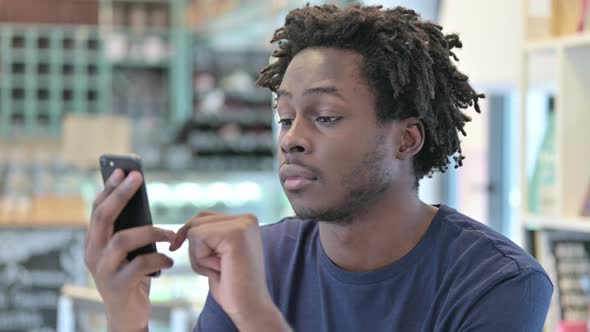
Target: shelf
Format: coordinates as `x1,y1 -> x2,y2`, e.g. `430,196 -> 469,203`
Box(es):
0,23 -> 100,35
191,156 -> 275,172
561,33 -> 590,49
60,284 -> 197,329
111,60 -> 169,69
191,111 -> 272,127
106,27 -> 171,37
0,24 -> 110,137
524,214 -> 590,233
0,219 -> 87,227
525,33 -> 590,53
521,36 -> 590,219
101,0 -> 172,4
197,0 -> 331,35
10,75 -> 104,89
223,90 -> 272,105
5,50 -> 103,63
188,132 -> 275,153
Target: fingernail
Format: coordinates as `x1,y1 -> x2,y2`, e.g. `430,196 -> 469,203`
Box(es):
111,169 -> 124,184
169,238 -> 179,250
124,174 -> 137,188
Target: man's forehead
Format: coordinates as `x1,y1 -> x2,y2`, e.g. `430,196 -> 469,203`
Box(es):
286,48 -> 363,76
280,48 -> 364,93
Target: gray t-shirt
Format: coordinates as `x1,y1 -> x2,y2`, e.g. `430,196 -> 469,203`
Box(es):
195,205 -> 553,331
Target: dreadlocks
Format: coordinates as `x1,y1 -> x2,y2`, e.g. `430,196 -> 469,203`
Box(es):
257,4 -> 484,182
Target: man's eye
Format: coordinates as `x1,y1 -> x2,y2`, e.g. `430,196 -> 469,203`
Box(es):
277,119 -> 293,128
316,116 -> 341,123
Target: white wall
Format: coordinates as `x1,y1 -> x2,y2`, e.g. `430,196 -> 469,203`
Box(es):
439,0 -> 524,89
362,0 -> 439,21
419,173 -> 443,205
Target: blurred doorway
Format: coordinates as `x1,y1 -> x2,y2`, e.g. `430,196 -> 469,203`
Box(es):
443,93 -> 518,238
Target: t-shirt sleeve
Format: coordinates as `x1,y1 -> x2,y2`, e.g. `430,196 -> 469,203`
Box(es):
457,268 -> 553,332
193,292 -> 238,332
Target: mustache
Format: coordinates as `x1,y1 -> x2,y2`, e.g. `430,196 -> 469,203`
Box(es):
280,158 -> 321,175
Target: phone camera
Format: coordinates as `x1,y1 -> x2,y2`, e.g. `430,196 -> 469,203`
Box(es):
109,161 -> 114,167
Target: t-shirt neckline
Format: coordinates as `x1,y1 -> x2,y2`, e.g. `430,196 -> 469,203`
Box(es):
316,204 -> 450,285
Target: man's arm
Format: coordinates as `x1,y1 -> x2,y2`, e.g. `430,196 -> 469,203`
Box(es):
85,170 -> 176,332
171,212 -> 292,332
457,268 -> 553,332
195,292 -> 289,332
194,293 -> 238,332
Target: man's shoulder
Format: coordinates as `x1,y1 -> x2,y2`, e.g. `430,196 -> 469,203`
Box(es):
431,207 -> 553,328
436,206 -> 550,285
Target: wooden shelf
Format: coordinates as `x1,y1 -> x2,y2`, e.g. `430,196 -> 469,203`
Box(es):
112,60 -> 169,69
521,5 -> 590,330
0,220 -> 87,228
0,196 -> 88,227
521,35 -> 590,219
101,0 -> 171,4
59,284 -> 197,330
525,39 -> 561,53
524,214 -> 590,234
525,33 -> 590,53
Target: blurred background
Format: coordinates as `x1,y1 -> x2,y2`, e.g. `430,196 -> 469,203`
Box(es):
0,0 -> 589,331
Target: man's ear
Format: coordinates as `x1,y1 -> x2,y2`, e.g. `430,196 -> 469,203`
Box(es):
395,117 -> 425,160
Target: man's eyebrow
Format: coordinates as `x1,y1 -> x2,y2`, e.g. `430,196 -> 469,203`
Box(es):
276,86 -> 344,100
303,86 -> 343,99
276,89 -> 292,99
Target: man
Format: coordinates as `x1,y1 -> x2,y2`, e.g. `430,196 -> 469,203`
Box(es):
85,4 -> 553,332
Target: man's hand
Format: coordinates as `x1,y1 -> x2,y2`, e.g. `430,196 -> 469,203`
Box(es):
170,211 -> 292,332
85,169 -> 176,332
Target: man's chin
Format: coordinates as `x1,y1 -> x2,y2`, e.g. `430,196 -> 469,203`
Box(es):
290,204 -> 322,220
291,204 -> 350,223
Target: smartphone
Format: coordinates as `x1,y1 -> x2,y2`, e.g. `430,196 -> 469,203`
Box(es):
99,154 -> 160,277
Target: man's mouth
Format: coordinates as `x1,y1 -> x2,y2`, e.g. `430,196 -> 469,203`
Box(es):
279,164 -> 318,191
283,176 -> 315,191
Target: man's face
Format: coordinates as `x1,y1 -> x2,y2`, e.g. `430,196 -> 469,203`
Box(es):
276,47 -> 398,222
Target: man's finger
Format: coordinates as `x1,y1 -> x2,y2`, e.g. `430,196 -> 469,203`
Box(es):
196,255 -> 222,274
96,171 -> 143,228
92,169 -> 125,212
101,226 -> 176,272
86,169 -> 127,268
169,212 -> 227,251
189,254 -> 220,279
117,253 -> 174,285
187,227 -> 222,277
193,265 -> 220,281
196,211 -> 222,217
87,171 -> 143,255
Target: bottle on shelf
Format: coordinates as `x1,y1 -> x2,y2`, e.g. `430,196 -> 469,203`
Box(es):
581,181 -> 590,217
529,96 -> 557,216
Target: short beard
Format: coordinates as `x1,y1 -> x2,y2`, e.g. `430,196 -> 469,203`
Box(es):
295,133 -> 391,224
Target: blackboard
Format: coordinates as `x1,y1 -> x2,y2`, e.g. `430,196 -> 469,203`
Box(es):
0,228 -> 87,332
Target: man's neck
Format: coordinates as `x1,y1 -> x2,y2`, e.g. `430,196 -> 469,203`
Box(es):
318,191 -> 438,272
